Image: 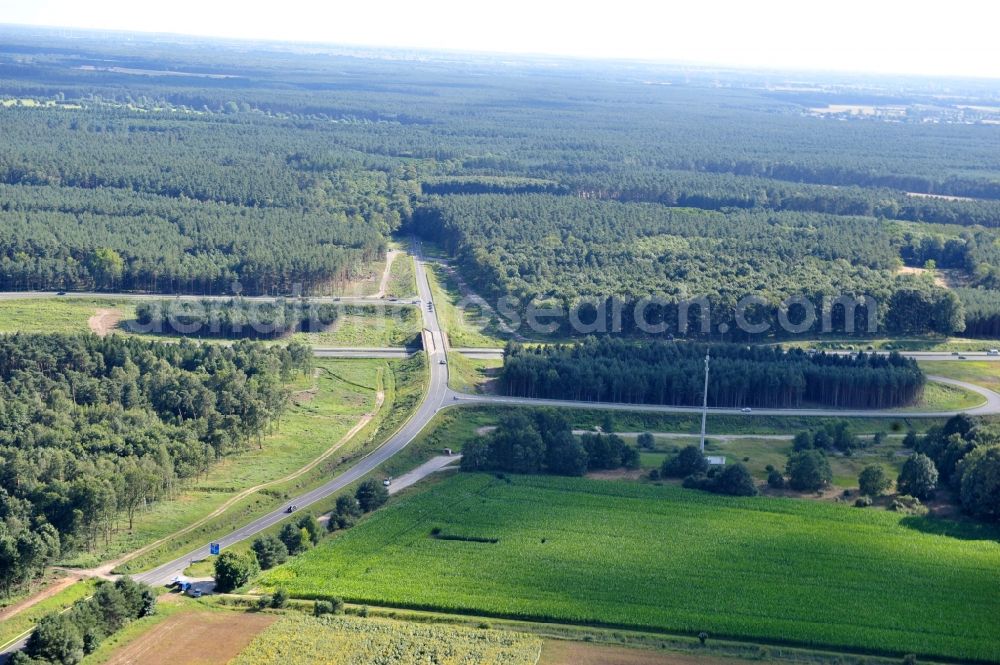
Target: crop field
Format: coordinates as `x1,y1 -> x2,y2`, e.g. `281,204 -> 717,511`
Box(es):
230,614 -> 542,665
260,474 -> 1000,662
94,606 -> 276,665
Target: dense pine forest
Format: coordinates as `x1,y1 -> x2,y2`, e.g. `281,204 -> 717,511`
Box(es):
134,299 -> 341,338
499,339 -> 926,409
413,194 -> 977,337
0,27 -> 998,330
0,333 -> 310,596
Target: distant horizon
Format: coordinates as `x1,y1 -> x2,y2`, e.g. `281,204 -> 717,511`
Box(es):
1,0 -> 999,81
1,20 -> 997,87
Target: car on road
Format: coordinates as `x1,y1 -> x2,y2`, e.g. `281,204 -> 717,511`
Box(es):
56,291 -> 66,295
958,355 -> 968,360
741,407 -> 752,413
382,478 -> 391,487
285,505 -> 297,513
952,351 -> 960,356
988,349 -> 999,356
439,359 -> 447,365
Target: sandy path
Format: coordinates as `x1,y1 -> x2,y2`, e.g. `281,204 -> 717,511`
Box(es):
375,249 -> 401,299
0,371 -> 387,648
0,576 -> 79,626
88,308 -> 122,336
70,371 -> 386,578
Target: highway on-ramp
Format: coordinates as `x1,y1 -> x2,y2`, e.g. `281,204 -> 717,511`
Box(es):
134,243 -> 451,586
447,375 -> 1000,418
5,255 -> 1000,659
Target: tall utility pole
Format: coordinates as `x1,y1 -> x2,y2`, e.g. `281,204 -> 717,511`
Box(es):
700,352 -> 710,453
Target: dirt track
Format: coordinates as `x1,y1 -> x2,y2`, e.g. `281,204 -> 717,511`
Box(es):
87,308 -> 122,336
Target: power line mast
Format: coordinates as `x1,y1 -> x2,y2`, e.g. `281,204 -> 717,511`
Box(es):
700,351 -> 710,453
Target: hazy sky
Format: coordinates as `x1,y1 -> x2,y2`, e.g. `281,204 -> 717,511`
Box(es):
2,0 -> 997,78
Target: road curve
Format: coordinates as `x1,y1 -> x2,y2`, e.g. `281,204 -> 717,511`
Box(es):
448,373 -> 1000,418
4,262 -> 1000,658
134,243 -> 450,587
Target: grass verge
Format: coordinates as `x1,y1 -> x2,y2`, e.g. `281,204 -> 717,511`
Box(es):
0,579 -> 98,651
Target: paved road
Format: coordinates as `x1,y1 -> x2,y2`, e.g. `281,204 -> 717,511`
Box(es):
0,290 -> 419,307
313,347 -> 415,359
133,244 -> 450,587
449,373 -> 1000,418
831,350 -> 1000,361
388,455 -> 461,495
5,258 -> 1000,656
314,347 -> 1000,362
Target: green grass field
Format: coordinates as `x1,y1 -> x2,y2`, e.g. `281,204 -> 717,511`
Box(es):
386,252 -> 417,299
920,360 -> 1000,393
446,351 -> 502,393
0,296 -> 421,348
910,379 -> 985,411
423,404 -> 939,453
287,306 -> 421,348
118,351 -> 428,574
65,358 -> 381,568
260,473 -> 1000,662
635,434 -> 904,488
231,614 -> 541,665
0,297 -> 135,334
781,337 -> 1000,353
425,263 -> 508,348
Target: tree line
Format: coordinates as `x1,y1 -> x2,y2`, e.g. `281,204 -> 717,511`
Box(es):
461,410 -> 640,476
568,169 -> 1000,228
0,333 -> 311,596
4,40 -> 1000,318
15,577 -> 155,665
500,339 -> 925,409
0,104 -> 417,295
134,299 -> 341,339
412,194 -> 981,338
658,446 -> 758,497
910,415 -> 1000,521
